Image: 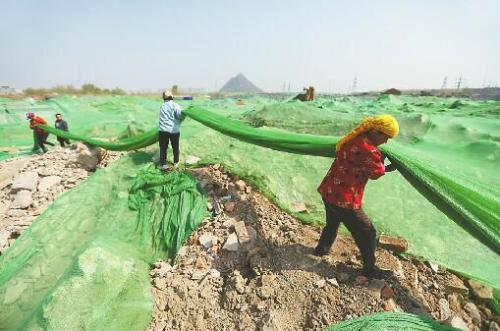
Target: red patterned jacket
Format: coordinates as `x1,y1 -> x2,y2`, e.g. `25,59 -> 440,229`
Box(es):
318,134 -> 385,210
29,116 -> 48,135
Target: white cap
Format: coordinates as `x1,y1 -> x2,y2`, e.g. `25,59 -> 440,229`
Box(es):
163,90 -> 173,99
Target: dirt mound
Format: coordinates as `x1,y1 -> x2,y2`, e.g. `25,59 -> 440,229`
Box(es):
147,165 -> 499,331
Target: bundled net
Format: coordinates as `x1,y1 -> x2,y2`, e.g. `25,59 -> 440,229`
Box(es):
0,154 -> 206,330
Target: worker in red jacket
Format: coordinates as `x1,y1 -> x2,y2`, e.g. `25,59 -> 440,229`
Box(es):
315,114 -> 399,279
26,112 -> 54,153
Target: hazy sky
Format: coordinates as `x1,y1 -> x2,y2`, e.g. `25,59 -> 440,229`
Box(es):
1,0 -> 499,92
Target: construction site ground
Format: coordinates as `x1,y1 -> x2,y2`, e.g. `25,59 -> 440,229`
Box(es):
0,150 -> 498,331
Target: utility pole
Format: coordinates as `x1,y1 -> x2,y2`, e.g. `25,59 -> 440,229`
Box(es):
441,76 -> 447,90
351,76 -> 357,94
455,76 -> 462,90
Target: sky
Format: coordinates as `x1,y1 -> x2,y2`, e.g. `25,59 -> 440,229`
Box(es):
1,0 -> 499,93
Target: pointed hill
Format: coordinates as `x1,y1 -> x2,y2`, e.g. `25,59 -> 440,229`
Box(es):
219,73 -> 263,93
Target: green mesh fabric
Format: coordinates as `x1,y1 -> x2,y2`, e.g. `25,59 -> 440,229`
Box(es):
37,105 -> 499,255
323,312 -> 461,331
0,154 -> 206,330
0,95 -> 499,327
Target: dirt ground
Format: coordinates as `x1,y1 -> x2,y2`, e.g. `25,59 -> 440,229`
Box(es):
146,164 -> 499,331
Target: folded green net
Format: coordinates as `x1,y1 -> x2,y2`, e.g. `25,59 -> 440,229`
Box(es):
0,155 -> 206,330
323,312 -> 461,331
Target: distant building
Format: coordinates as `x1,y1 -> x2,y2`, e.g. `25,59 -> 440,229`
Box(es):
0,85 -> 20,95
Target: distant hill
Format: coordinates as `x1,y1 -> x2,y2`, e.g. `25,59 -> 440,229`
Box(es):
220,73 -> 263,93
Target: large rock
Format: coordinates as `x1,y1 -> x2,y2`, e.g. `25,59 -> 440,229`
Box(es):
467,279 -> 493,300
12,190 -> 33,209
464,302 -> 481,324
446,316 -> 469,331
74,143 -> 105,171
438,299 -> 451,321
222,233 -> 239,252
38,176 -> 62,192
198,234 -> 216,249
378,235 -> 408,253
11,171 -> 39,193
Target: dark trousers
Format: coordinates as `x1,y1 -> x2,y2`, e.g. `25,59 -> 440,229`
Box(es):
36,132 -> 54,151
158,131 -> 180,166
316,200 -> 376,272
57,137 -> 70,147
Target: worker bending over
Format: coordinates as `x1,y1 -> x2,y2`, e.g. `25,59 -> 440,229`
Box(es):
315,114 -> 399,279
27,112 -> 54,153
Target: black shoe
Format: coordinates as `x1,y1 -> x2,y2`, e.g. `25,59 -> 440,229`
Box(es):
362,267 -> 393,279
314,246 -> 329,257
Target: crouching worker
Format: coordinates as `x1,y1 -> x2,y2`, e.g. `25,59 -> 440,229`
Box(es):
27,112 -> 55,153
55,113 -> 71,147
158,90 -> 183,170
315,114 -> 399,279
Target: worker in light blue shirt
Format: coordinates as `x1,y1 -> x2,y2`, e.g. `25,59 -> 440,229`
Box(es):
158,90 -> 183,170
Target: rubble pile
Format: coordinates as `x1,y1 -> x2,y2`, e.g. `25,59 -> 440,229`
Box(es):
148,164 -> 499,331
0,144 -> 123,253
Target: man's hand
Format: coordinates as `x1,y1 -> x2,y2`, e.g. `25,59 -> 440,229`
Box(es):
385,163 -> 397,172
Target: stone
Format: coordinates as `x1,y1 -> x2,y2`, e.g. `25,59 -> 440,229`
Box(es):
445,280 -> 469,295
381,285 -> 394,299
290,202 -> 307,213
38,176 -> 62,192
355,276 -> 369,286
447,293 -> 463,312
198,234 -> 215,249
467,279 -> 493,300
191,271 -> 207,280
75,143 -> 102,171
447,316 -> 469,331
195,256 -> 207,269
11,171 -> 39,192
378,235 -> 408,253
12,190 -> 33,209
223,201 -> 235,213
464,302 -> 481,324
234,221 -> 252,248
327,278 -> 339,287
185,155 -> 201,165
490,322 -> 500,331
428,261 -> 439,273
338,272 -> 350,282
439,298 -> 451,321
367,279 -> 386,298
314,279 -> 326,288
235,180 -> 246,191
383,298 -> 397,312
222,233 -> 239,252
209,269 -> 221,278
151,262 -> 173,277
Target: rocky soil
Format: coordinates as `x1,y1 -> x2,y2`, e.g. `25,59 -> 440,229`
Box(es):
0,144 -> 123,253
147,164 -> 499,331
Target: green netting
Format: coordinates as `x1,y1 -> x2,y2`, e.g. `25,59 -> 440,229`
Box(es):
1,95 -> 499,327
323,312 -> 461,331
37,105 -> 499,255
0,154 -> 205,330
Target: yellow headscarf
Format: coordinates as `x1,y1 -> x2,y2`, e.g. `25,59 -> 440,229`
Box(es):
335,114 -> 399,152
